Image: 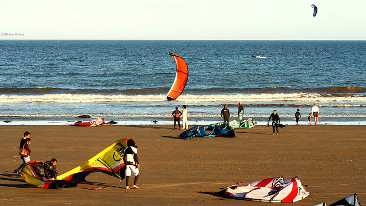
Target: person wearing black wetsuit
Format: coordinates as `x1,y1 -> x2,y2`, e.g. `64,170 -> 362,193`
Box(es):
44,158 -> 58,179
268,110 -> 280,135
295,109 -> 301,124
221,104 -> 230,125
172,107 -> 182,130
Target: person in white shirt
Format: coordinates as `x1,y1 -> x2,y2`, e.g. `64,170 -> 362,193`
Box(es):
123,139 -> 140,189
182,105 -> 188,129
311,103 -> 319,125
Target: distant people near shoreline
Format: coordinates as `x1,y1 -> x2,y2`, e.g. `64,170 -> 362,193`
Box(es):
182,105 -> 188,129
238,102 -> 244,120
172,107 -> 182,130
268,110 -> 280,136
312,103 -> 319,125
295,109 -> 301,125
308,113 -> 312,125
221,104 -> 230,125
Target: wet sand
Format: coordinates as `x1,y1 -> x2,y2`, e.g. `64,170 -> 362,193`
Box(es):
0,125 -> 365,205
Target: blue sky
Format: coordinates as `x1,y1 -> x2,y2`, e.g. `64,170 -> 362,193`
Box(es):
0,0 -> 365,40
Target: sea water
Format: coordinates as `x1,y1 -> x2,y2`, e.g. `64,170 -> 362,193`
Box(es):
0,40 -> 365,125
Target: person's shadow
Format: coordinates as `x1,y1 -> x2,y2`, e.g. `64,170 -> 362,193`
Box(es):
0,171 -> 29,188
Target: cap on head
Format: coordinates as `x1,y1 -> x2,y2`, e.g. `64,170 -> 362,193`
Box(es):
24,131 -> 31,137
51,158 -> 57,162
127,139 -> 137,148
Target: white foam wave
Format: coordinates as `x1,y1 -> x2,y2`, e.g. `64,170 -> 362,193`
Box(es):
1,114 -> 366,118
0,93 -> 365,103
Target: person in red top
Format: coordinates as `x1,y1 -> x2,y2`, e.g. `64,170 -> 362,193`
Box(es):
172,107 -> 182,130
15,131 -> 32,175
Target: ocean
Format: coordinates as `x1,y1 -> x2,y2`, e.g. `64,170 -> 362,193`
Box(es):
0,40 -> 365,125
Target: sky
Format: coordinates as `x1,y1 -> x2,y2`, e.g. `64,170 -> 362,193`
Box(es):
0,0 -> 365,40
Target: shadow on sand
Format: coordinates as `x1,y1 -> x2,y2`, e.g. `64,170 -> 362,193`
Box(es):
162,136 -> 181,139
0,171 -> 29,188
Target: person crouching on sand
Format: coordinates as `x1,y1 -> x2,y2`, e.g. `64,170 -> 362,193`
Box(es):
44,158 -> 58,180
123,139 -> 140,189
172,107 -> 182,130
268,110 -> 280,136
182,105 -> 188,129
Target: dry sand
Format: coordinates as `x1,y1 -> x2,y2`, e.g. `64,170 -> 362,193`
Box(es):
0,125 -> 365,205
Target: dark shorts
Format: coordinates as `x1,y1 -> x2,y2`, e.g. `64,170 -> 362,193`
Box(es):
313,112 -> 319,117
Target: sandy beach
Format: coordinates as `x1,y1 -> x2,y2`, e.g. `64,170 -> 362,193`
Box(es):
0,125 -> 365,205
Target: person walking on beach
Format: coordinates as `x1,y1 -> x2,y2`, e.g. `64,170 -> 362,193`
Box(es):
44,158 -> 58,179
15,131 -> 32,175
182,105 -> 188,129
312,103 -> 319,125
172,107 -> 182,130
221,104 -> 230,125
238,102 -> 244,120
268,110 -> 280,135
123,139 -> 140,189
295,109 -> 301,125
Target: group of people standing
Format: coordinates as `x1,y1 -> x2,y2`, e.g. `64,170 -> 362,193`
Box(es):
172,105 -> 188,130
172,102 -> 320,135
220,102 -> 245,124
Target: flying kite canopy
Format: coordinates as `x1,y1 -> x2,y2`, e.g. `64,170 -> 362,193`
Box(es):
166,52 -> 188,101
312,4 -> 318,17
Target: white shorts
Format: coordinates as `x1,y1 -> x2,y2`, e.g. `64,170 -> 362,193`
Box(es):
23,156 -> 30,163
125,165 -> 139,176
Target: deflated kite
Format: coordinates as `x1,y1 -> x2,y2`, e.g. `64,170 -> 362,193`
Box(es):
20,138 -> 129,189
312,4 -> 318,17
179,124 -> 236,139
217,118 -> 257,129
225,176 -> 310,203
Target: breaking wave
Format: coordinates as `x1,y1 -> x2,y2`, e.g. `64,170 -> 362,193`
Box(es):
0,93 -> 365,103
1,86 -> 366,95
1,114 -> 366,118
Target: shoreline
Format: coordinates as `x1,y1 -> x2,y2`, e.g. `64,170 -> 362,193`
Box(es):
1,119 -> 366,126
0,125 -> 365,205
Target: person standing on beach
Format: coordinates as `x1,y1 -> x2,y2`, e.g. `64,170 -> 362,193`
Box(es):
308,113 -> 312,125
123,139 -> 140,189
182,105 -> 188,129
312,103 -> 319,125
268,110 -> 280,135
295,109 -> 301,125
15,131 -> 31,175
238,102 -> 244,120
172,107 -> 182,130
221,104 -> 230,125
